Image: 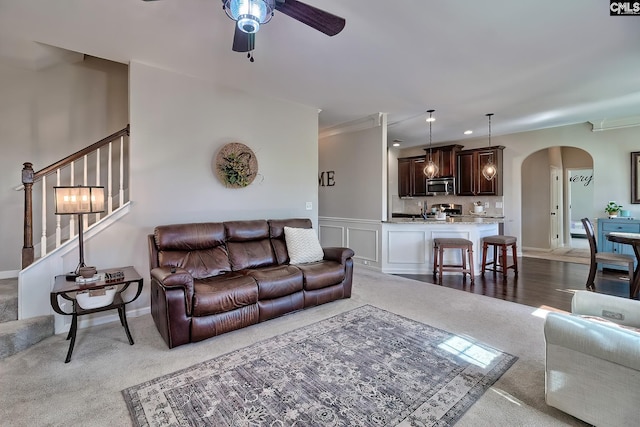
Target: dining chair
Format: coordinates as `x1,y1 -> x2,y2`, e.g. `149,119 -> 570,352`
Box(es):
581,217 -> 634,290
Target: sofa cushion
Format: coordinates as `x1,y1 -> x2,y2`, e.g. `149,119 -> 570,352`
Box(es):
245,265 -> 304,299
284,226 -> 324,264
295,260 -> 345,291
192,273 -> 258,317
269,218 -> 313,264
155,223 -> 231,279
225,220 -> 276,270
159,248 -> 231,280
155,222 -> 226,250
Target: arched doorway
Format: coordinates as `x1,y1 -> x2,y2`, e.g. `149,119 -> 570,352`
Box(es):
521,146 -> 593,254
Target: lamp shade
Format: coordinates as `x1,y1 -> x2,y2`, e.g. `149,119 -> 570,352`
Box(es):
54,186 -> 105,215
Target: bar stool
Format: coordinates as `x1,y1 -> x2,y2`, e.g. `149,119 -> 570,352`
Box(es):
433,238 -> 475,284
481,235 -> 518,277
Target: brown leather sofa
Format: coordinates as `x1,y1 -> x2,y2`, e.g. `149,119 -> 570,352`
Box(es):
148,218 -> 354,348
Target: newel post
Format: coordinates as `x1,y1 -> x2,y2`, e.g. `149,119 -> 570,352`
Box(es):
22,162 -> 34,268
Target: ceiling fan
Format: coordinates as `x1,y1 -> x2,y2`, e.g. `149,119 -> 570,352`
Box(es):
144,0 -> 346,61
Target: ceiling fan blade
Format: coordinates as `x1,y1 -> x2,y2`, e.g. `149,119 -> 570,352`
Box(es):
232,26 -> 255,52
275,0 -> 345,36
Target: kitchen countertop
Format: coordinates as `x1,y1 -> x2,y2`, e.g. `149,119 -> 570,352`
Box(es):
385,215 -> 504,224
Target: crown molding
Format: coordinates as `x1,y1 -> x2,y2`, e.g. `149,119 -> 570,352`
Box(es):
319,113 -> 384,139
589,116 -> 640,132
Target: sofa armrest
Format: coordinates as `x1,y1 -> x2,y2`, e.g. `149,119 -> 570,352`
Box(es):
322,247 -> 355,265
545,312 -> 640,371
571,290 -> 640,328
150,266 -> 194,315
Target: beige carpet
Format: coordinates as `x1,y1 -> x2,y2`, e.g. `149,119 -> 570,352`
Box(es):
0,267 -> 587,426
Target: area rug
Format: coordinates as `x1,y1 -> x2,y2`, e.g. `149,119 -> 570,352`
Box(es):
123,305 -> 517,426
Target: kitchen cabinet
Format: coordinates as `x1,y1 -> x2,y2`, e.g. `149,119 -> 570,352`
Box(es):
597,218 -> 639,271
381,220 -> 499,274
426,144 -> 463,178
398,145 -> 464,197
456,146 -> 504,196
398,156 -> 427,197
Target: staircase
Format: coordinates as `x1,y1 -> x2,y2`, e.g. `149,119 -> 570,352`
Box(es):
4,125 -> 130,358
0,278 -> 53,359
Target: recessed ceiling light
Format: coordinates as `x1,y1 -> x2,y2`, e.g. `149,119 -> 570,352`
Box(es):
464,130 -> 473,135
392,142 -> 400,147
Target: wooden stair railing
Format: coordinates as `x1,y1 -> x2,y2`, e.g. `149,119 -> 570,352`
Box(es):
21,125 -> 130,268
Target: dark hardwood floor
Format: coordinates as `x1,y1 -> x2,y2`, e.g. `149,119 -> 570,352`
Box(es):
398,257 -> 633,312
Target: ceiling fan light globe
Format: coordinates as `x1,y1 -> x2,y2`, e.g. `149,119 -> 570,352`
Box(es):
237,16 -> 260,33
225,0 -> 274,33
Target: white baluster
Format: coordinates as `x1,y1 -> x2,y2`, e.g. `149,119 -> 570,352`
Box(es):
108,142 -> 113,213
83,155 -> 88,231
96,148 -> 101,221
70,162 -> 75,238
55,170 -> 61,247
119,136 -> 124,207
41,175 -> 47,257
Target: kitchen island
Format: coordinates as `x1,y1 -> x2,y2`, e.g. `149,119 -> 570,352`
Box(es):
382,216 -> 503,275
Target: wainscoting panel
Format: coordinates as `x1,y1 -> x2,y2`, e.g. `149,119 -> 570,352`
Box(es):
318,224 -> 345,247
319,218 -> 382,269
347,227 -> 379,263
387,230 -> 426,264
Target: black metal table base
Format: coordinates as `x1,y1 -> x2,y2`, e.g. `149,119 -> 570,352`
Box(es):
64,302 -> 135,363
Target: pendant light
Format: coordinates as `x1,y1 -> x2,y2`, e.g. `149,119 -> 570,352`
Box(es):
482,113 -> 497,181
423,109 -> 439,179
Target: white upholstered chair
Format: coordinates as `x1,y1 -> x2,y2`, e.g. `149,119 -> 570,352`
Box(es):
544,291 -> 640,426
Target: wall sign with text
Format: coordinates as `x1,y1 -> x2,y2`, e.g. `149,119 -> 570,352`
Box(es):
610,1 -> 640,15
319,171 -> 335,187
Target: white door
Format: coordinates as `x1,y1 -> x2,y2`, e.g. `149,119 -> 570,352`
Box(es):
550,167 -> 561,249
567,168 -> 593,246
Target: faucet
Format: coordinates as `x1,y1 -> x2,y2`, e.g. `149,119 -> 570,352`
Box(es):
421,201 -> 429,220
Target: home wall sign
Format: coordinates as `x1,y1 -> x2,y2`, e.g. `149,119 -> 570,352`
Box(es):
215,142 -> 258,188
319,171 -> 335,187
569,173 -> 593,186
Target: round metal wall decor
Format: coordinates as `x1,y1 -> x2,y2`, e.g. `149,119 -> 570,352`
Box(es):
215,142 -> 258,188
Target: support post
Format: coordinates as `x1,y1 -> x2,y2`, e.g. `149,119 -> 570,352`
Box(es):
22,162 -> 34,268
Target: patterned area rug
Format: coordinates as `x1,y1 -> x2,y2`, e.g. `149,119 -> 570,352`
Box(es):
123,305 -> 517,426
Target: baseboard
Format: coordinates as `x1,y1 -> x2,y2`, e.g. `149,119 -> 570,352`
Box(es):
61,306 -> 151,334
0,270 -> 19,280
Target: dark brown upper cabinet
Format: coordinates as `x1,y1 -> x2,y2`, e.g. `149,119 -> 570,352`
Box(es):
425,144 -> 463,178
456,146 -> 504,196
398,156 -> 427,197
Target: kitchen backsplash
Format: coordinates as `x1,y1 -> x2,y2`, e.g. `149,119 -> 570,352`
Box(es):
392,195 -> 505,216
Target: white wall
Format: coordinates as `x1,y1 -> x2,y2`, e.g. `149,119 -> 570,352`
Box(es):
319,119 -> 387,221
75,61 -> 320,311
0,57 -> 128,274
318,116 -> 387,269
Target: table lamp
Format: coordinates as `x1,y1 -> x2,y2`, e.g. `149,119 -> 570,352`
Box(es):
54,186 -> 105,280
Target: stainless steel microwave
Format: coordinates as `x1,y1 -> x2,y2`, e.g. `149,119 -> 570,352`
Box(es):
426,177 -> 455,195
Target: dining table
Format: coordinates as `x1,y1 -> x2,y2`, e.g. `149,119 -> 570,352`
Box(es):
606,232 -> 640,299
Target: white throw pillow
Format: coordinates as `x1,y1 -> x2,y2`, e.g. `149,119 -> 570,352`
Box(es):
284,226 -> 324,264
